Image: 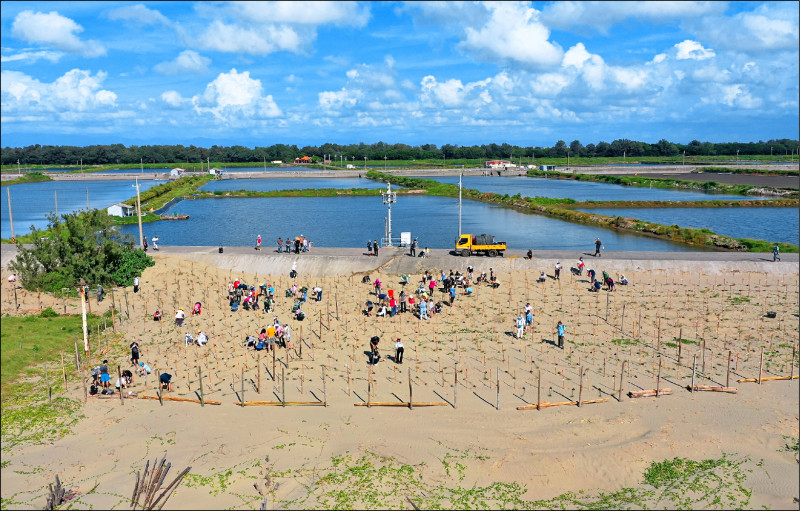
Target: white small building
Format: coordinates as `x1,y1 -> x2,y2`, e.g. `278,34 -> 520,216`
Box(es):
169,168 -> 184,178
346,164 -> 356,169
271,160 -> 283,164
208,167 -> 222,175
107,203 -> 135,217
485,160 -> 513,169
539,165 -> 556,171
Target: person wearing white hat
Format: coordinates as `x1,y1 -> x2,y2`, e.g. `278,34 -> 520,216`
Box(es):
256,234 -> 262,250
554,262 -> 562,280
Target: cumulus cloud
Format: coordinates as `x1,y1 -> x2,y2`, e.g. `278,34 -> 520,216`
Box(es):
11,10 -> 106,57
684,2 -> 799,53
108,4 -> 171,25
318,88 -> 364,111
192,69 -> 282,123
192,2 -> 369,56
197,20 -> 301,55
674,40 -> 715,60
160,90 -> 186,107
154,50 -> 211,75
1,69 -> 117,117
459,3 -> 562,69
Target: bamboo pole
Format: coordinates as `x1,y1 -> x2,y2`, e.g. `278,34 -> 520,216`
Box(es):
139,395 -> 221,405
282,367 -> 286,406
758,348 -> 764,384
354,402 -> 448,407
517,398 -> 609,410
737,375 -> 798,383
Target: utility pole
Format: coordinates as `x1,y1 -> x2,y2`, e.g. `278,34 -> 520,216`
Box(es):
6,187 -> 15,242
458,171 -> 463,237
55,190 -> 58,218
86,187 -> 89,210
135,178 -> 144,248
80,286 -> 89,354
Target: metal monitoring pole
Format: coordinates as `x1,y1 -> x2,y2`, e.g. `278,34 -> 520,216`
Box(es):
458,172 -> 462,237
135,178 -> 144,249
381,183 -> 397,246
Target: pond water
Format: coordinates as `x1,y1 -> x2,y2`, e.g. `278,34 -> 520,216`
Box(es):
577,207 -> 799,246
2,180 -> 166,237
118,195 -> 699,251
200,177 -> 389,192
429,175 -> 762,201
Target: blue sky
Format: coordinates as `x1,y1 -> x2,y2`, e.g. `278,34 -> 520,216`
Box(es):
1,1 -> 798,149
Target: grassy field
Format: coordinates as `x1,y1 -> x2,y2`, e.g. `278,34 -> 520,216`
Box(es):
0,310 -> 106,394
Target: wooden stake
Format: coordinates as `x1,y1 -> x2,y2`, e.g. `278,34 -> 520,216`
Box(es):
496,368 -> 500,410
691,354 -> 697,392
578,367 -> 584,407
198,366 -> 205,407
282,367 -> 286,406
758,348 -> 764,384
656,357 -> 662,398
118,366 -> 124,405
257,351 -> 261,394
408,367 -> 413,410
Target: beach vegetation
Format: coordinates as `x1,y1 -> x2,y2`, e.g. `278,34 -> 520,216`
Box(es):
8,209 -> 154,292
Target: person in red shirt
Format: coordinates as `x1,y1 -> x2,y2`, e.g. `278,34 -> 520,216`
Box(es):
389,296 -> 397,317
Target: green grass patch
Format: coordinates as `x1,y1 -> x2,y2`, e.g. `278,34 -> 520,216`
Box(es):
673,338 -> 699,345
1,311 -> 106,393
664,342 -> 678,349
728,296 -> 751,305
611,338 -> 638,346
0,171 -> 52,187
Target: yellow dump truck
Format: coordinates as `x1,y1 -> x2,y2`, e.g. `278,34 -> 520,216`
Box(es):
454,233 -> 507,257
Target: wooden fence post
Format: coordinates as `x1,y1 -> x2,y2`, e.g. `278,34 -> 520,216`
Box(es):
198,366 -> 205,407
656,357 -> 662,397
578,366 -> 584,407
323,365 -> 327,407
408,368 -> 413,410
496,368 -> 500,410
118,366 -> 124,405
691,354 -> 697,392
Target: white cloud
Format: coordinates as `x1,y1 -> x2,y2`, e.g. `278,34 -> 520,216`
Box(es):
160,90 -> 186,107
1,69 -> 117,116
719,84 -> 762,108
318,88 -> 363,111
192,69 -> 282,123
197,20 -> 300,55
0,49 -> 63,64
459,3 -> 562,69
192,2 -> 369,56
108,4 -> 170,25
154,50 -> 211,75
226,1 -> 369,26
11,10 -> 105,57
674,40 -> 715,60
685,3 -> 799,53
540,1 -> 726,32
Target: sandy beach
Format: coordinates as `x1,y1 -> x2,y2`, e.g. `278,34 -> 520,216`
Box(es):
1,246 -> 798,509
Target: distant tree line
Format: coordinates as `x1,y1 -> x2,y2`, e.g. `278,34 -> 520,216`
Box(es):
2,138 -> 797,166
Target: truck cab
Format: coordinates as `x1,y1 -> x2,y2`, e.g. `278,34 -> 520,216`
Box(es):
455,233 -> 507,257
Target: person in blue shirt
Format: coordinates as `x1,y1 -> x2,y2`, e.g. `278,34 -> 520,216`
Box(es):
449,286 -> 456,306
419,299 -> 428,320
773,245 -> 780,262
555,321 -> 566,349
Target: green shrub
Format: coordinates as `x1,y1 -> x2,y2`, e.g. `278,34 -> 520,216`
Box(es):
110,249 -> 155,286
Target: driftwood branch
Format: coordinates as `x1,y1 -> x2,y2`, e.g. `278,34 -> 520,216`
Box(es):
130,453 -> 191,510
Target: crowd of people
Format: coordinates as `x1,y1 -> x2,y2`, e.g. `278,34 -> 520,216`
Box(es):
276,235 -> 313,254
